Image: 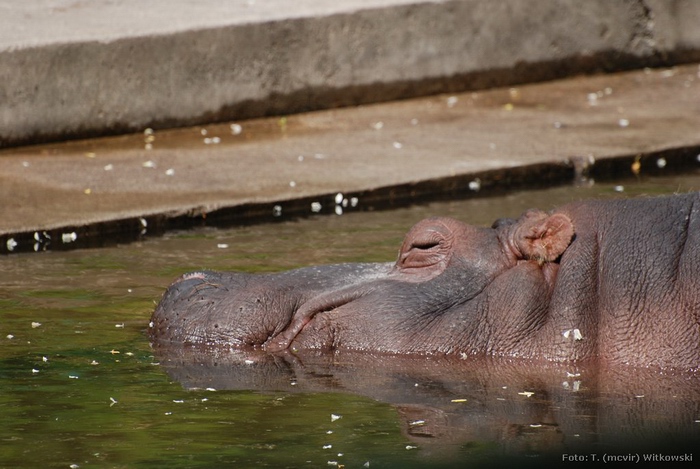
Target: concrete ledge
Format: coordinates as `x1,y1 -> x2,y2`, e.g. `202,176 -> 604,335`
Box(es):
2,0 -> 700,148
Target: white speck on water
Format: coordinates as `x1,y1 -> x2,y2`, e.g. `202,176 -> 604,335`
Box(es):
62,232 -> 77,243
70,464 -> 80,469
289,181 -> 296,188
335,192 -> 344,204
311,202 -> 322,213
43,356 -> 48,362
604,87 -> 613,95
90,360 -> 99,365
69,375 -> 79,379
656,157 -> 667,168
618,118 -> 630,127
22,161 -> 30,168
31,322 -> 41,329
614,185 -> 625,192
341,198 -> 348,207
173,400 -> 184,403
148,321 -> 154,328
587,93 -> 598,104
409,420 -> 426,426
200,129 -> 208,136
297,155 -> 304,162
32,369 -> 40,374
350,197 -> 359,207
323,444 -> 332,449
230,123 -> 243,135
110,397 -> 118,406
144,143 -> 153,151
115,323 -> 125,328
518,391 -> 535,397
272,205 -> 282,217
371,121 -> 384,130
405,445 -> 418,450
104,164 -> 114,171
164,412 -> 172,415
335,206 -> 343,216
327,462 -> 338,467
697,154 -> 700,163
331,413 -> 342,422
142,160 -> 156,168
364,462 -> 370,468
326,430 -> 333,434
139,218 -> 147,228
393,141 -> 403,149
660,69 -> 676,78
6,238 -> 17,251
165,168 -> 175,176
468,178 -> 481,191
446,96 -> 458,107
410,118 -> 419,125
144,128 -> 154,136
530,424 -> 543,428
217,244 -> 229,249
635,395 -> 645,398
206,388 -> 216,392
6,334 -> 14,339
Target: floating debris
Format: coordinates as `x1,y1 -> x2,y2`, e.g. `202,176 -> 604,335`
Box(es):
392,141 -> 403,149
614,185 -> 625,193
450,398 -> 467,403
311,202 -> 322,213
206,387 -> 216,392
104,164 -> 114,171
115,323 -> 125,328
335,192 -> 344,204
518,391 -> 535,398
200,129 -> 208,136
331,414 -> 342,422
31,322 -> 41,328
165,168 -> 175,176
142,160 -> 156,168
69,375 -> 79,379
618,118 -> 630,128
334,206 -> 343,216
289,181 -> 296,188
217,244 -> 229,249
656,157 -> 667,168
7,334 -> 14,339
323,445 -> 333,449
110,397 -> 118,406
6,238 -> 17,251
272,205 -> 282,217
468,178 -> 481,192
563,328 -> 584,340
230,123 -> 243,135
405,445 -> 418,450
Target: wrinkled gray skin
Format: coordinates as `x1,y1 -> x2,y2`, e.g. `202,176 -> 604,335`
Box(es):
150,193 -> 700,370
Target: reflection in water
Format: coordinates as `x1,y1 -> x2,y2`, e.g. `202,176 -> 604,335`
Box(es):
155,346 -> 700,465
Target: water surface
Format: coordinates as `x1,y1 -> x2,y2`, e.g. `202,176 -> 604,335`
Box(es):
2,174 -> 700,468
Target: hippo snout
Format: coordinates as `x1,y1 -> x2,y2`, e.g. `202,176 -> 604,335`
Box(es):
149,270 -> 296,347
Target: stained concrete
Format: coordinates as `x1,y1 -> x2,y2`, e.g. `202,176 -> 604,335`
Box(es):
1,64 -> 699,253
2,0 -> 700,148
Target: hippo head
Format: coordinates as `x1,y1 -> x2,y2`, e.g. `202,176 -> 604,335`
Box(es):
149,211 -> 574,356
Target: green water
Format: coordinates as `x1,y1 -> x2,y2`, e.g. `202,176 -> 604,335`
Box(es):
2,174 -> 700,468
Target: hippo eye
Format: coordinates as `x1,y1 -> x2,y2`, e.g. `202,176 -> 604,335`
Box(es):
410,240 -> 440,251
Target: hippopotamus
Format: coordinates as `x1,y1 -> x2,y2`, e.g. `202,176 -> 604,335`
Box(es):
149,192 -> 700,370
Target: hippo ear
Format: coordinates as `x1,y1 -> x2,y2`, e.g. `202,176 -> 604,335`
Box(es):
513,212 -> 574,262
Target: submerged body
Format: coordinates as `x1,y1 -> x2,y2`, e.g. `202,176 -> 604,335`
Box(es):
150,193 -> 700,370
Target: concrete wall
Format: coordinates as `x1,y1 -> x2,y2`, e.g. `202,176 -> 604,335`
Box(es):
1,0 -> 699,148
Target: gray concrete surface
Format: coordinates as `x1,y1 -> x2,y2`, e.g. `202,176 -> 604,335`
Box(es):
1,64 -> 699,252
2,0 -> 700,148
